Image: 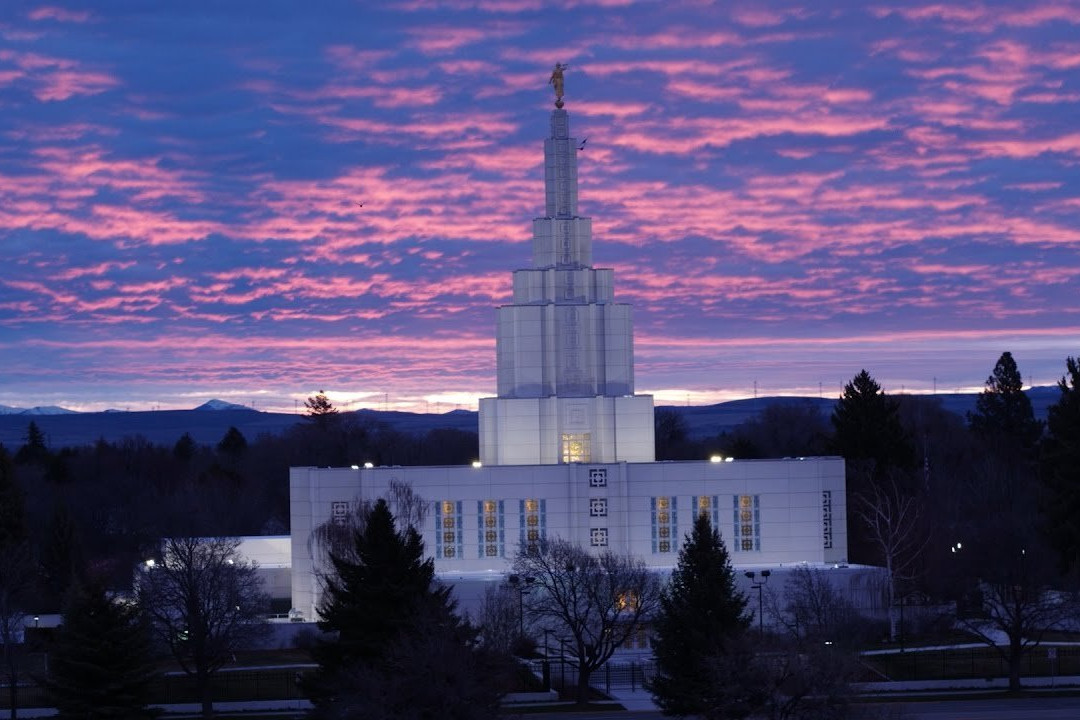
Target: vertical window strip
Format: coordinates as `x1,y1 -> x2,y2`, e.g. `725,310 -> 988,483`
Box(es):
520,498 -> 546,552
436,500 -> 463,559
478,499 -> 505,558
733,494 -> 761,552
651,496 -> 677,553
695,495 -> 719,531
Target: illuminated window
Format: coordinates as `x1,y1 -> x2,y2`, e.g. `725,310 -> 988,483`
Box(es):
588,468 -> 608,487
732,495 -> 761,552
561,433 -> 592,463
652,497 -> 678,553
477,499 -> 505,558
695,495 -> 719,531
435,500 -> 463,559
590,527 -> 608,547
589,498 -> 608,517
520,498 -> 546,552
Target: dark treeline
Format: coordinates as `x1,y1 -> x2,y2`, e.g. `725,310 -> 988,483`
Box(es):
4,353 -> 1079,623
1,408 -> 479,612
657,353 -> 1080,613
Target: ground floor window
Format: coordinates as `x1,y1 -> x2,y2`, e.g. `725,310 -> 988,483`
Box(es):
733,494 -> 761,552
478,499 -> 505,558
651,496 -> 677,553
436,500 -> 464,559
520,498 -> 546,552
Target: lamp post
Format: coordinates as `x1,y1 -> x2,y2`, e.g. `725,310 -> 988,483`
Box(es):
508,574 -> 535,638
744,569 -> 771,640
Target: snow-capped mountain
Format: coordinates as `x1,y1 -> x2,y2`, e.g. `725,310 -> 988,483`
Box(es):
193,399 -> 253,411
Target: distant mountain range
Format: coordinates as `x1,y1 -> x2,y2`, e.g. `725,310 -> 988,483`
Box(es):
0,388 -> 1062,450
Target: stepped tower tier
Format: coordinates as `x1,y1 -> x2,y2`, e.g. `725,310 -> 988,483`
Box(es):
479,98 -> 655,466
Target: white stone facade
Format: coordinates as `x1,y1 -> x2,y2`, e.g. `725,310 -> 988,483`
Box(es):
289,458 -> 847,621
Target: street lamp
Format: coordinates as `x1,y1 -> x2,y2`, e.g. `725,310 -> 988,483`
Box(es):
507,574 -> 535,638
744,569 -> 771,640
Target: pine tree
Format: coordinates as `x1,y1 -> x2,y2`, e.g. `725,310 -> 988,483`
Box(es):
44,582 -> 160,720
216,426 -> 248,458
308,499 -> 476,713
830,370 -> 912,470
649,513 -> 760,719
14,421 -> 49,465
969,351 -> 1043,459
831,370 -> 915,563
305,390 -> 339,430
1041,356 -> 1080,573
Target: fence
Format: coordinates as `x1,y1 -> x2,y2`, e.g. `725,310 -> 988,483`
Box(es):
530,656 -> 656,695
858,645 -> 1080,682
0,667 -> 307,710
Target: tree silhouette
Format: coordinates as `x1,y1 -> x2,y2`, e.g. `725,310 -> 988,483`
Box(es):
137,537 -> 268,719
308,499 -> 488,717
968,351 -> 1043,461
1041,356 -> 1080,573
45,580 -> 159,719
513,538 -> 660,704
305,390 -> 339,430
649,513 -> 758,719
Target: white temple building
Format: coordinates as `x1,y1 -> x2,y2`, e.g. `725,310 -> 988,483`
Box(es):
289,91 -> 850,621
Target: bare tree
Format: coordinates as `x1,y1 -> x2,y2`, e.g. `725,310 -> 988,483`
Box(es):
853,471 -> 927,641
957,458 -> 1074,691
137,537 -> 269,719
0,545 -> 33,720
767,566 -> 861,647
309,480 -> 428,568
477,583 -> 518,654
512,538 -> 660,703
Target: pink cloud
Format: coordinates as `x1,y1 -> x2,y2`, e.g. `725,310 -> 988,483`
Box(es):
27,6 -> 93,22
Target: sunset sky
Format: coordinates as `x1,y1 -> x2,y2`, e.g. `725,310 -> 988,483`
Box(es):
1,1 -> 1079,413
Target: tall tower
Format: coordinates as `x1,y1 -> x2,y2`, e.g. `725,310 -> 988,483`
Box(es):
478,75 -> 655,465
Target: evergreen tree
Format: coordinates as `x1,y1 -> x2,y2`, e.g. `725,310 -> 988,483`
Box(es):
830,370 -> 912,469
14,421 -> 49,465
173,433 -> 197,463
1041,356 -> 1080,573
831,370 -> 915,563
305,390 -> 339,430
969,351 -> 1043,459
308,499 -> 485,716
649,513 -> 760,719
216,426 -> 248,458
45,581 -> 160,720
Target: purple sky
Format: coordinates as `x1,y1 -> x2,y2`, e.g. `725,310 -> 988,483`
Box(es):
1,1 -> 1078,413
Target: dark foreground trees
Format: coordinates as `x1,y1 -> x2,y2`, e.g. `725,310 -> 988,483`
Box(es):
1041,356 -> 1080,573
649,513 -> 758,719
45,581 -> 159,719
513,538 -> 660,704
308,498 -> 500,719
137,537 -> 268,719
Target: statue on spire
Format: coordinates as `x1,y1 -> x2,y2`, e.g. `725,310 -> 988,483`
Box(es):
549,62 -> 567,108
